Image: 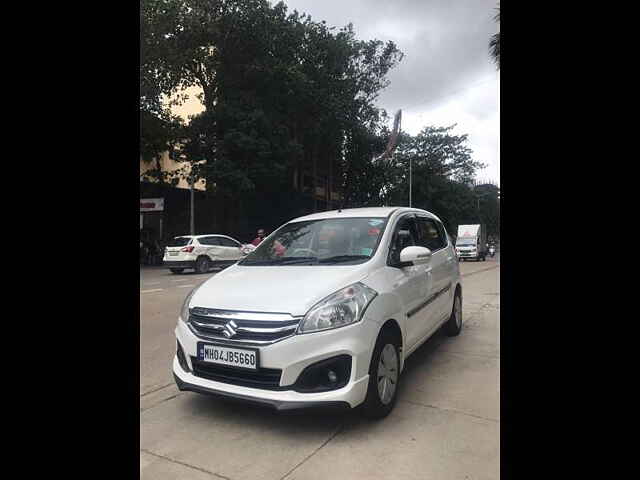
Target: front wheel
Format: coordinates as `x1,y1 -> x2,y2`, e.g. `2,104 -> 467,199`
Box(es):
362,331 -> 401,419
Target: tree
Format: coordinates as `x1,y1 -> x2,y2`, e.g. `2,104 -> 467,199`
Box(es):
140,0 -> 187,182
356,125 -> 488,234
140,0 -> 403,234
489,4 -> 500,69
474,183 -> 500,238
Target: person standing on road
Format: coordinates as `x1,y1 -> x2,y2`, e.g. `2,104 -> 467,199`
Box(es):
251,228 -> 266,246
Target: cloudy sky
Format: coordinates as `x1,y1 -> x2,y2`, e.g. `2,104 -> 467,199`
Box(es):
281,0 -> 500,183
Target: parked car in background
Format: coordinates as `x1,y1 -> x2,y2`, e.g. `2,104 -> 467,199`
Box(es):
163,235 -> 248,274
173,207 -> 463,418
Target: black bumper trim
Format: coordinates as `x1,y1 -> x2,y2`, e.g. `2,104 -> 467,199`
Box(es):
163,261 -> 196,268
174,373 -> 351,412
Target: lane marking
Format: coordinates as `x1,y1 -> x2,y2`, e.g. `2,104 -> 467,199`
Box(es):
171,279 -> 190,282
141,288 -> 164,293
177,284 -> 195,288
144,282 -> 161,286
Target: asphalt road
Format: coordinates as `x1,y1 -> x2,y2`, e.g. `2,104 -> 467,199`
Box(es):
140,253 -> 500,479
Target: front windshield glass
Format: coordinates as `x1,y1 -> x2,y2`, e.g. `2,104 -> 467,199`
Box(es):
456,237 -> 476,246
239,217 -> 388,266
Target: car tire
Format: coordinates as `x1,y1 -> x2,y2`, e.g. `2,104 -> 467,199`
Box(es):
170,268 -> 184,274
443,291 -> 462,337
195,257 -> 209,274
362,329 -> 401,419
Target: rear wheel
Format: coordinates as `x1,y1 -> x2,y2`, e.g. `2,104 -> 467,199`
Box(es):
195,256 -> 210,274
444,292 -> 462,336
170,268 -> 184,274
362,330 -> 401,419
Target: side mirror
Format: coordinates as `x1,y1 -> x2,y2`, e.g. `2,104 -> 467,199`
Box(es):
398,246 -> 432,267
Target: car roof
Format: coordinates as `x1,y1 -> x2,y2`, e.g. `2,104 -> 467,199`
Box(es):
175,234 -> 238,240
289,206 -> 440,222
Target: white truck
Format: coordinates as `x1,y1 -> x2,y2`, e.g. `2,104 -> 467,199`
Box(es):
455,224 -> 487,261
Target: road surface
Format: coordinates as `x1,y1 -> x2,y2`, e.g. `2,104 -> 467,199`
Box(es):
140,254 -> 500,479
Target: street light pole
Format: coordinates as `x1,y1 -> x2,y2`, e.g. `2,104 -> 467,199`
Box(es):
409,157 -> 412,207
190,179 -> 195,235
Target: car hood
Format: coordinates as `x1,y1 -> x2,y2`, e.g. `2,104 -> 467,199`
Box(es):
189,264 -> 373,316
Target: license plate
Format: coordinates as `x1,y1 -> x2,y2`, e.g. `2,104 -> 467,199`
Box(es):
197,343 -> 258,370
169,252 -> 179,256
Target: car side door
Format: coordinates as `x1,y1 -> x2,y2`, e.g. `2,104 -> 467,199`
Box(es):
219,237 -> 244,262
198,236 -> 223,263
387,214 -> 433,351
415,216 -> 454,330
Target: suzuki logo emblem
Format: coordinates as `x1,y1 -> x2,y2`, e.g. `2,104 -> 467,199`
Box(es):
222,320 -> 238,338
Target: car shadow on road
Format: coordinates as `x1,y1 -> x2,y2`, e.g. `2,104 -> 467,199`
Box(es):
182,392 -> 354,436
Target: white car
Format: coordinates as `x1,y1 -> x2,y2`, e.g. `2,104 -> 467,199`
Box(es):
163,235 -> 248,274
173,207 -> 462,418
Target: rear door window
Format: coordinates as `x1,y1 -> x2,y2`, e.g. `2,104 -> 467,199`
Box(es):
199,237 -> 222,246
218,237 -> 240,248
169,237 -> 192,247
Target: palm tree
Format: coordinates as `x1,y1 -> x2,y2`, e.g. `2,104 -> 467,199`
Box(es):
489,5 -> 500,69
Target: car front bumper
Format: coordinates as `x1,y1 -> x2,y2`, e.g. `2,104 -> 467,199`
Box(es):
173,317 -> 378,410
173,370 -> 352,412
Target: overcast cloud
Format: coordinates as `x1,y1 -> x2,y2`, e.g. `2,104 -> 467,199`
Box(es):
281,0 -> 500,183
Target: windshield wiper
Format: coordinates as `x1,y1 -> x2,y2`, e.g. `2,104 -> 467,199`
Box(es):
318,255 -> 370,264
240,256 -> 317,266
275,256 -> 318,265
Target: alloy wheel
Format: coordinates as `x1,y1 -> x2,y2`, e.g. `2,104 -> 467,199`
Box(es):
377,344 -> 399,405
455,296 -> 462,329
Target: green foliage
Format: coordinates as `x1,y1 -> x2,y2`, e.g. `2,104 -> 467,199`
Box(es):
343,125 -> 496,237
489,4 -> 500,69
141,0 -> 403,220
140,0 -> 497,238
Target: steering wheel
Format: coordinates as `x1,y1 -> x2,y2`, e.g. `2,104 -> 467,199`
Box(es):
290,248 -> 318,257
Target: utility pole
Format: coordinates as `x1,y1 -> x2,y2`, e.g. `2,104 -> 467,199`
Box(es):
409,157 -> 412,207
190,178 -> 195,235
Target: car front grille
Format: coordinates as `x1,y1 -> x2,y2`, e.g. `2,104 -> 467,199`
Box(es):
188,308 -> 302,345
190,357 -> 283,390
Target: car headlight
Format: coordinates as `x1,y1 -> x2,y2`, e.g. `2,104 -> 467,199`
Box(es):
180,287 -> 198,324
298,283 -> 377,334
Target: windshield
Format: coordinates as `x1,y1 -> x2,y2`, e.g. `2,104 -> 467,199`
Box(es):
239,217 -> 388,266
456,238 -> 477,246
168,237 -> 192,247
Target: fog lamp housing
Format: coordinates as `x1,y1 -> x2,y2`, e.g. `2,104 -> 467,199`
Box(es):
293,355 -> 352,393
176,340 -> 191,372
